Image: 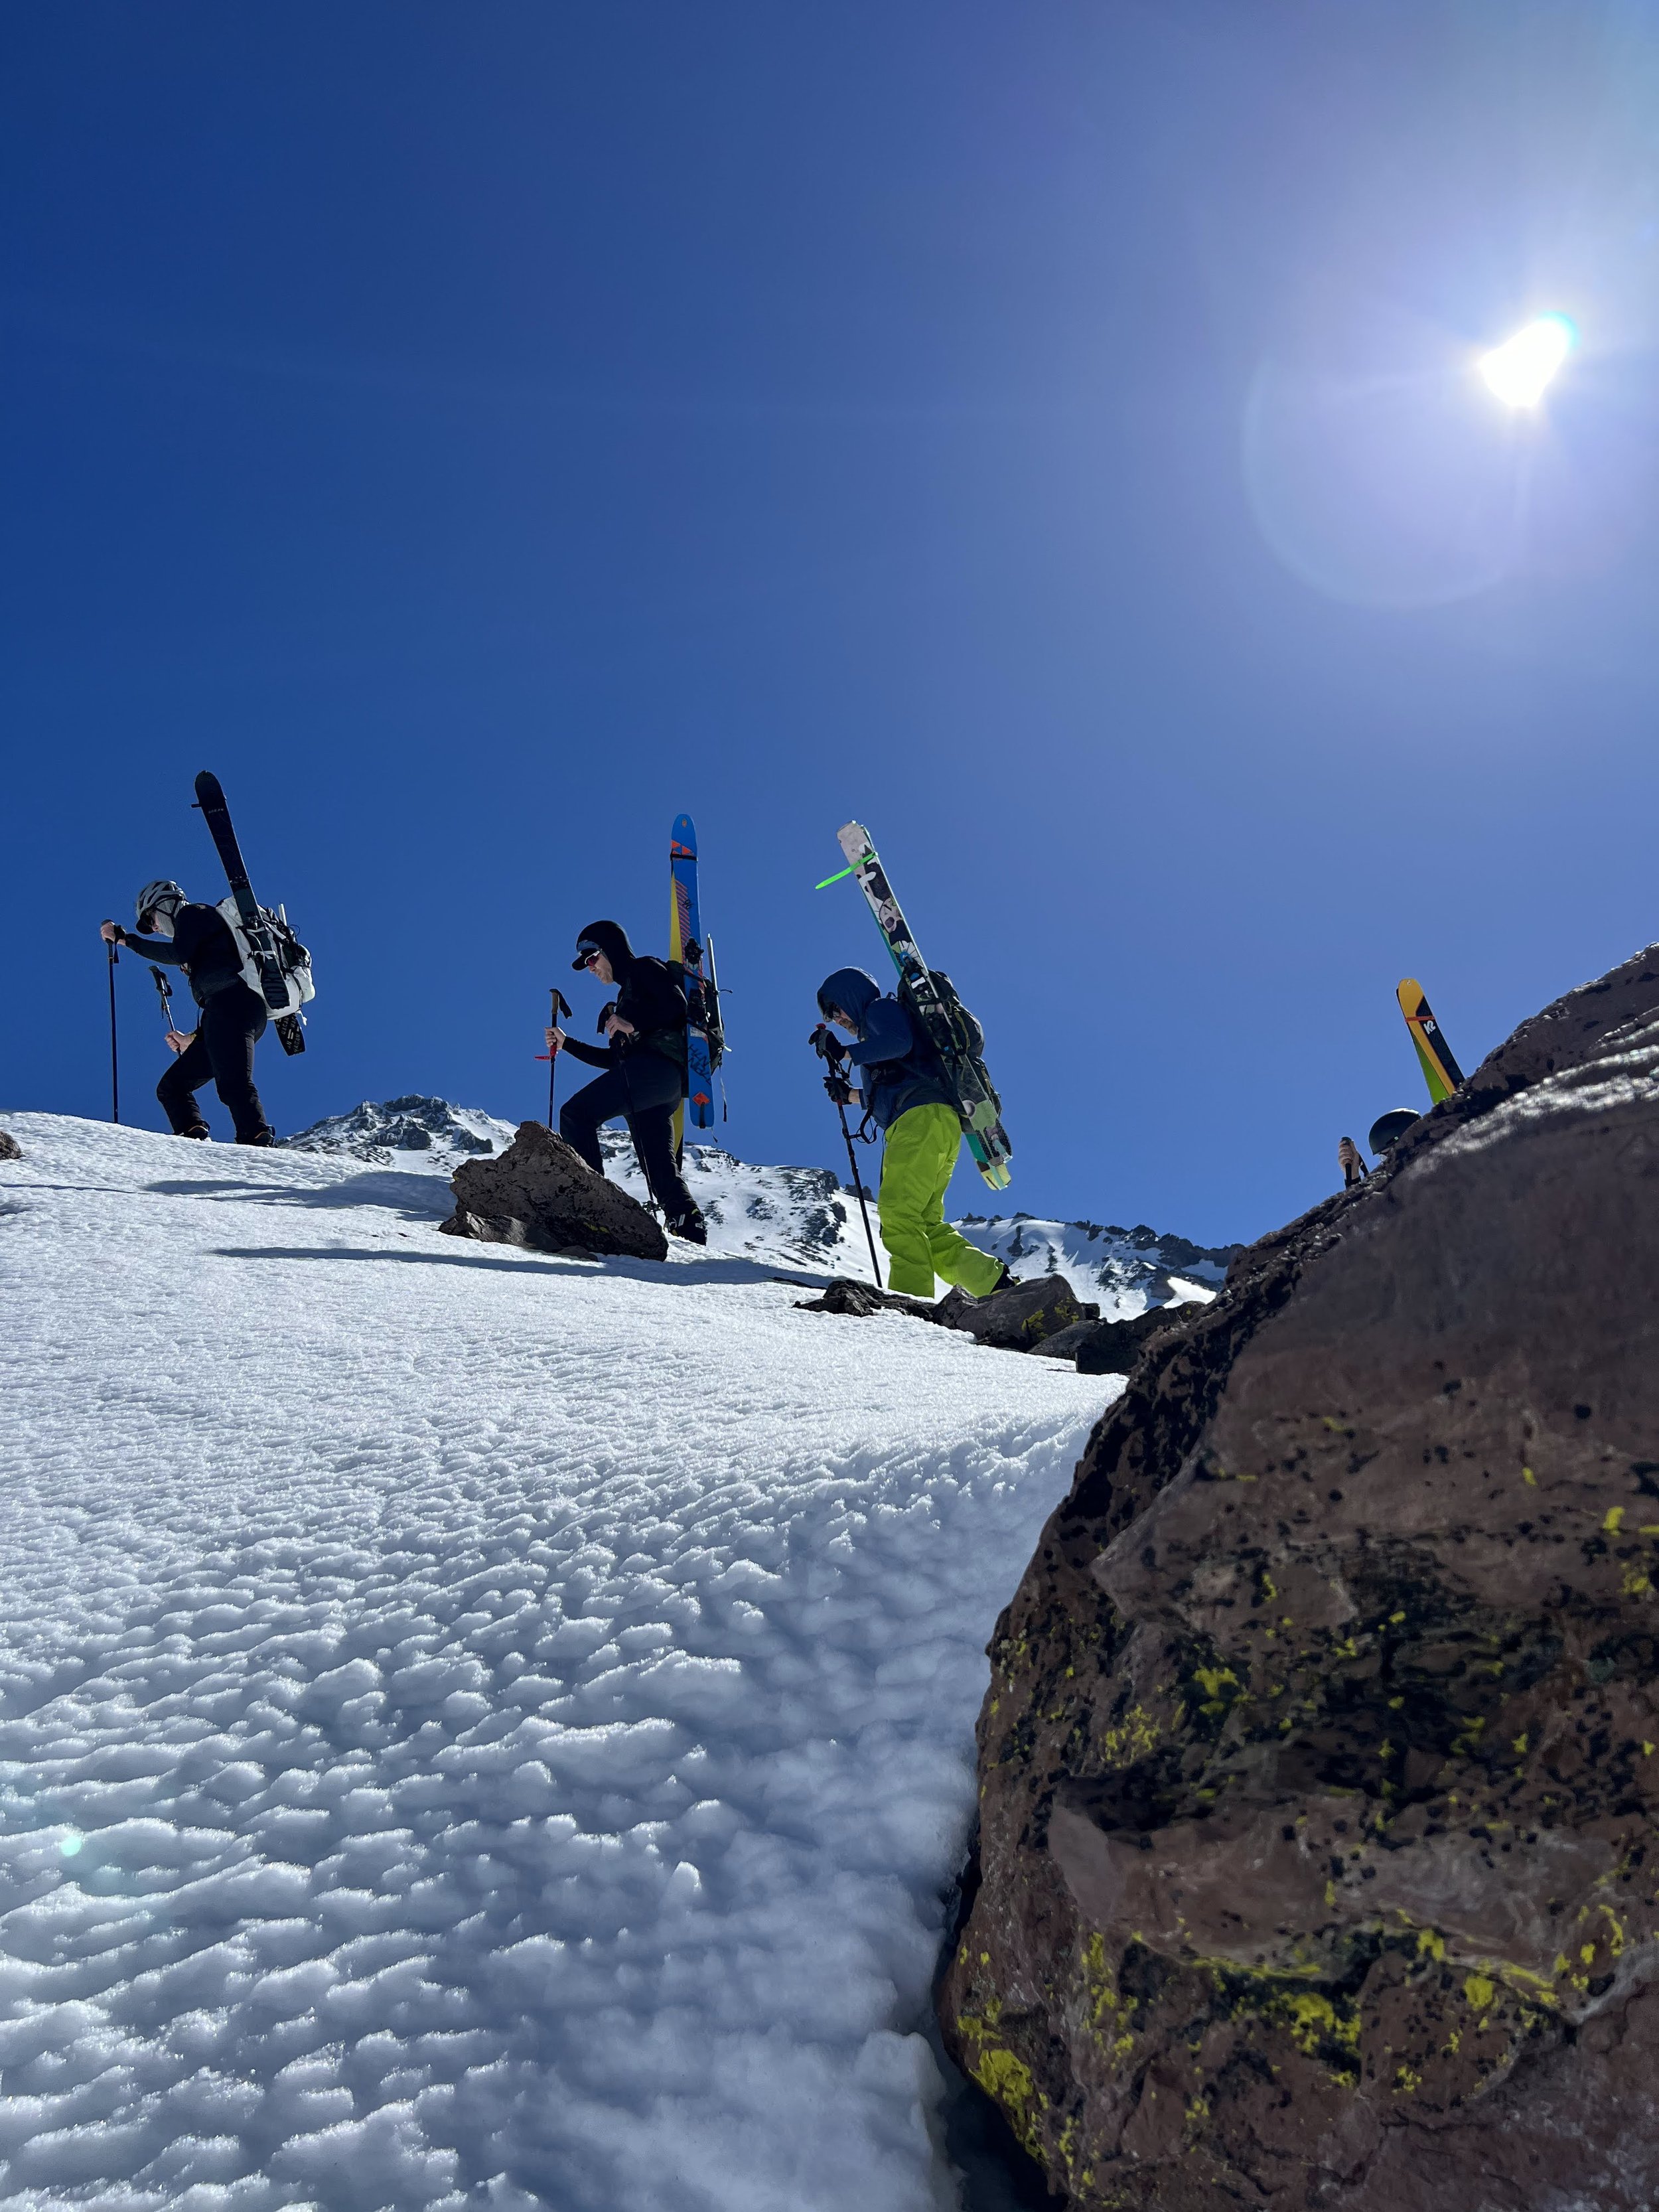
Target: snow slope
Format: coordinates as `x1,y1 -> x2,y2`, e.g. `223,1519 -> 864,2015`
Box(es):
0,1112 -> 1116,2211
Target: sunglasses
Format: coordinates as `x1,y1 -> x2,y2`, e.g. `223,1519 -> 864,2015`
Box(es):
579,947 -> 605,968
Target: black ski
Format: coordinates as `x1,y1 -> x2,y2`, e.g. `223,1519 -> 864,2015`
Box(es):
193,771 -> 306,1051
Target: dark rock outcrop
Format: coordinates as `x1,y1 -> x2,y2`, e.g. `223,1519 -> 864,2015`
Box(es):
440,1121 -> 667,1261
940,1276 -> 1088,1353
0,1130 -> 21,1161
940,942 -> 1659,2210
797,1273 -> 1090,1349
795,1277 -> 922,1317
1047,1303 -> 1195,1374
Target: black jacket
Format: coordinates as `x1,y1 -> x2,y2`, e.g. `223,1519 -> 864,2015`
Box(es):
563,926 -> 687,1075
121,904 -> 247,1009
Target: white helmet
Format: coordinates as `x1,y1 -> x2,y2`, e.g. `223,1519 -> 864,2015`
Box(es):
136,880 -> 185,936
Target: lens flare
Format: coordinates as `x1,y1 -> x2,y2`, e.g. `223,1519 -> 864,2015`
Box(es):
1479,313 -> 1576,407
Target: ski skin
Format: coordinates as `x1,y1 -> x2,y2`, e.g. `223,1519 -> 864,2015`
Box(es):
834,821 -> 1012,1193
670,816 -> 716,1142
193,773 -> 293,1017
1396,978 -> 1465,1105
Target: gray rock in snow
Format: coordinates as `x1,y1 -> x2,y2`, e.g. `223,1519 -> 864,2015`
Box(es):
443,1122 -> 668,1262
0,1130 -> 21,1161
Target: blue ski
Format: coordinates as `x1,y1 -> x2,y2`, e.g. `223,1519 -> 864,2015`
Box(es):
670,816 -> 719,1139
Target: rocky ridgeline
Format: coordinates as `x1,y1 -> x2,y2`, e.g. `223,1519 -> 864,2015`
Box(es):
281,1095 -> 516,1165
940,942 -> 1659,2209
281,1098 -> 1228,1305
956,1212 -> 1242,1316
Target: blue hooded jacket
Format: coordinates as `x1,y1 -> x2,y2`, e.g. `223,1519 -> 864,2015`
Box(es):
817,966 -> 956,1132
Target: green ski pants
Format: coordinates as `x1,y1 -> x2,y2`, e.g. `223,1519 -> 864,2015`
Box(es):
877,1102 -> 1005,1300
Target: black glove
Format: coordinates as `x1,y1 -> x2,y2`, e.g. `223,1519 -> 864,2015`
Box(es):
824,1072 -> 853,1106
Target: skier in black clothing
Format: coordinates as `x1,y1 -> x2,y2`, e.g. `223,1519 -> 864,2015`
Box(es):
100,880 -> 275,1145
548,915 -> 712,1247
547,919 -> 707,1244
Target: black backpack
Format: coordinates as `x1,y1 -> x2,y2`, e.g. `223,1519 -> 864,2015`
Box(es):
896,968 -> 1003,1135
666,954 -> 725,1072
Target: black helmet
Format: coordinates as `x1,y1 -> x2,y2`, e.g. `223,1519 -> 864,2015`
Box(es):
1368,1108 -> 1421,1157
137,880 -> 185,935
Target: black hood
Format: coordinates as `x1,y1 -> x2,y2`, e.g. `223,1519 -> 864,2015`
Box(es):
572,919 -> 636,974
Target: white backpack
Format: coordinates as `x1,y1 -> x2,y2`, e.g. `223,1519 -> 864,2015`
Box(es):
216,896 -> 316,1019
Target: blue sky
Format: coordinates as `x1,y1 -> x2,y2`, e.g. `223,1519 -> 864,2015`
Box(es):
6,1 -> 1659,1246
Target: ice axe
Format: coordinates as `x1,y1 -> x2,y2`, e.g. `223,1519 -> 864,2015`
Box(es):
535,989 -> 573,1129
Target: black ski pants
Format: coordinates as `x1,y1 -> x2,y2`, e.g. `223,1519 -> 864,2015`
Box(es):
157,984 -> 273,1145
560,1052 -> 694,1219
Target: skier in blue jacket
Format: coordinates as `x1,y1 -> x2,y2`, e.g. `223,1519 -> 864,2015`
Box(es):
815,966 -> 1009,1301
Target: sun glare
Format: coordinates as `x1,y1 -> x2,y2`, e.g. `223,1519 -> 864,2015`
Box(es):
1479,313 -> 1576,408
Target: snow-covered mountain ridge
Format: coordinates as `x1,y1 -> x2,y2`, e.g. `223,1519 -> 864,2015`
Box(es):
956,1213 -> 1239,1315
284,1096 -> 1232,1309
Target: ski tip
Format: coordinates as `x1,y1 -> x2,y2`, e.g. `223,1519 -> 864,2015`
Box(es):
1397,978 -> 1424,1005
671,813 -> 697,852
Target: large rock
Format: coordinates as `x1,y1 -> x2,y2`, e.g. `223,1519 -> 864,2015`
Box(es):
940,942 -> 1659,2210
794,1277 -> 926,1318
1056,1302 -> 1192,1374
0,1130 -> 21,1161
938,1276 -> 1089,1351
796,1273 -> 1090,1348
441,1121 -> 667,1261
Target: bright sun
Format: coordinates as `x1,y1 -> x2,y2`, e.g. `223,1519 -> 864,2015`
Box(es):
1479,313 -> 1577,408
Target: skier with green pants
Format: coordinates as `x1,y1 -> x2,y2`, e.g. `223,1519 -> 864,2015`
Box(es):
816,966 -> 1012,1301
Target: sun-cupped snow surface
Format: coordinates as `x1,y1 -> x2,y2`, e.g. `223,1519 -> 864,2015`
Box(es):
0,1113 -> 1116,2212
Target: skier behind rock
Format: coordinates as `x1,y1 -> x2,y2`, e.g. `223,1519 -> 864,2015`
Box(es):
815,966 -> 1013,1301
547,919 -> 707,1244
1368,1108 -> 1420,1157
100,881 -> 275,1145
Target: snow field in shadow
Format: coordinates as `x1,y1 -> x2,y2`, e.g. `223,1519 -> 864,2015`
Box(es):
0,1116 -> 1115,2212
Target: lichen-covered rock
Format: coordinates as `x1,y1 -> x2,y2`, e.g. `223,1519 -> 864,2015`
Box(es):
941,1275 -> 1088,1351
940,942 -> 1659,2210
442,1121 -> 667,1261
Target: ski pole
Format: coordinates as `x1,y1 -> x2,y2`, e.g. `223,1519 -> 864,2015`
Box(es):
833,1095 -> 883,1289
107,940 -> 120,1124
149,964 -> 175,1035
535,989 -> 573,1128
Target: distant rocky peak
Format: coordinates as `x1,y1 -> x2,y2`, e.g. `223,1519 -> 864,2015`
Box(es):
282,1096 -> 519,1166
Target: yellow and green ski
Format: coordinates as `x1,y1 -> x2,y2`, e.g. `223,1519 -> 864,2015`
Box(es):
1396,978 -> 1466,1104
